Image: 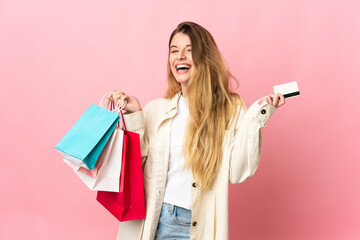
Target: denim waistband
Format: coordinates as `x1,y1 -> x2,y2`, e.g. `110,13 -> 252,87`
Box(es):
162,202 -> 191,214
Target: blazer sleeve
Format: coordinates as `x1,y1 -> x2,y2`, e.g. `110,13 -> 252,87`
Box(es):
228,98 -> 277,184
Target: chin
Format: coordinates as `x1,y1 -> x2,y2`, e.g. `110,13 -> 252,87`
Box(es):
175,78 -> 189,84
174,75 -> 190,83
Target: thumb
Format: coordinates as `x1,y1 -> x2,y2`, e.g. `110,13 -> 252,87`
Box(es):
258,98 -> 264,105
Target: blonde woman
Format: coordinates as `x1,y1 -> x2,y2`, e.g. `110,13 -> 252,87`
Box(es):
108,22 -> 285,240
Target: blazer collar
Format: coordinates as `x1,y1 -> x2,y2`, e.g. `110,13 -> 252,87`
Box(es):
157,92 -> 182,130
165,91 -> 182,114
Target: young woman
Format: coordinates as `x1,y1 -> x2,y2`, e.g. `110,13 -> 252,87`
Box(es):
108,22 -> 285,240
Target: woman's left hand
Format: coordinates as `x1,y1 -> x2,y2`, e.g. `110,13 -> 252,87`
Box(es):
258,93 -> 286,108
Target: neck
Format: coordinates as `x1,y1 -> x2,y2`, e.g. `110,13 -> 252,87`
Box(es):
181,83 -> 188,97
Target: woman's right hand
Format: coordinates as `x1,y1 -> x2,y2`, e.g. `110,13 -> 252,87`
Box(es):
107,90 -> 142,113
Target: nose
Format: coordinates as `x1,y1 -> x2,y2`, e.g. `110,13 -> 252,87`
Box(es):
177,50 -> 186,60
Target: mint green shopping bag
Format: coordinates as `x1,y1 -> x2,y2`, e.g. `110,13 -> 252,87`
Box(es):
55,104 -> 120,170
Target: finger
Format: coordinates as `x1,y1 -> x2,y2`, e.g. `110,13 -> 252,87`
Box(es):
112,92 -> 125,100
270,94 -> 279,107
107,91 -> 115,101
117,95 -> 128,108
266,96 -> 272,105
277,93 -> 286,107
120,94 -> 128,102
108,90 -> 125,102
258,97 -> 266,105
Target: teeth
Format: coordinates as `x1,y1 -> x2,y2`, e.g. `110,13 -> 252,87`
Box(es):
176,64 -> 191,70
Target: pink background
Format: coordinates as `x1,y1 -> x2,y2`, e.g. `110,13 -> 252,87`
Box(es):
0,0 -> 359,239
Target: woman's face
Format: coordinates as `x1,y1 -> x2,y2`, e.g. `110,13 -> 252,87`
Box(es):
169,32 -> 193,86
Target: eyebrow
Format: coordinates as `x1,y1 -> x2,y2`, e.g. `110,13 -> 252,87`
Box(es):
170,44 -> 192,48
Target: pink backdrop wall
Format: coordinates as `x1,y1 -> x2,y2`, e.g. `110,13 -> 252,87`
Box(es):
0,0 -> 359,239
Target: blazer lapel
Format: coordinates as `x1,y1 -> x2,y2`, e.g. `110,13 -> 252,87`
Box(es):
156,92 -> 181,131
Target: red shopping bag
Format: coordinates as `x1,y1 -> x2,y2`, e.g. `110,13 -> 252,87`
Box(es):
96,113 -> 146,221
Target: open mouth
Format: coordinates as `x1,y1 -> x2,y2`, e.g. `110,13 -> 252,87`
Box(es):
175,64 -> 191,72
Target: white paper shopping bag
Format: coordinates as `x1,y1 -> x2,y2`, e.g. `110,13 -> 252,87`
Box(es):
63,127 -> 124,192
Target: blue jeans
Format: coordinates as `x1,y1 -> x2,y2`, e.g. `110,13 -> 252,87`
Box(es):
155,203 -> 192,240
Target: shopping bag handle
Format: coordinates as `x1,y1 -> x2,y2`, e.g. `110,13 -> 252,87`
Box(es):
100,93 -> 127,131
111,100 -> 127,131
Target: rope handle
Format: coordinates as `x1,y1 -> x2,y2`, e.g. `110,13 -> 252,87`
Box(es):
100,93 -> 127,131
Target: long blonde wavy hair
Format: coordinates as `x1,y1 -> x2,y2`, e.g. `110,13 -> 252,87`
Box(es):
165,22 -> 241,189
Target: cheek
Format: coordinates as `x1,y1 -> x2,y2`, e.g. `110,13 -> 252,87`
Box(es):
169,58 -> 176,73
168,57 -> 173,68
169,62 -> 174,72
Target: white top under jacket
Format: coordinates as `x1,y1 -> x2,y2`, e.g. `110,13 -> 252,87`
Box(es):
163,95 -> 192,210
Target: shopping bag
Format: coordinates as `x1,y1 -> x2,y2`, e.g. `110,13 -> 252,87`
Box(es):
96,126 -> 146,221
55,104 -> 120,170
62,127 -> 124,192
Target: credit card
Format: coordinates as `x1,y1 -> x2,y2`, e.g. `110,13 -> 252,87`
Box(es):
273,81 -> 300,98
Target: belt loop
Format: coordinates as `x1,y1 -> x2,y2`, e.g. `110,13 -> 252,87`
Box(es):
170,204 -> 175,215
